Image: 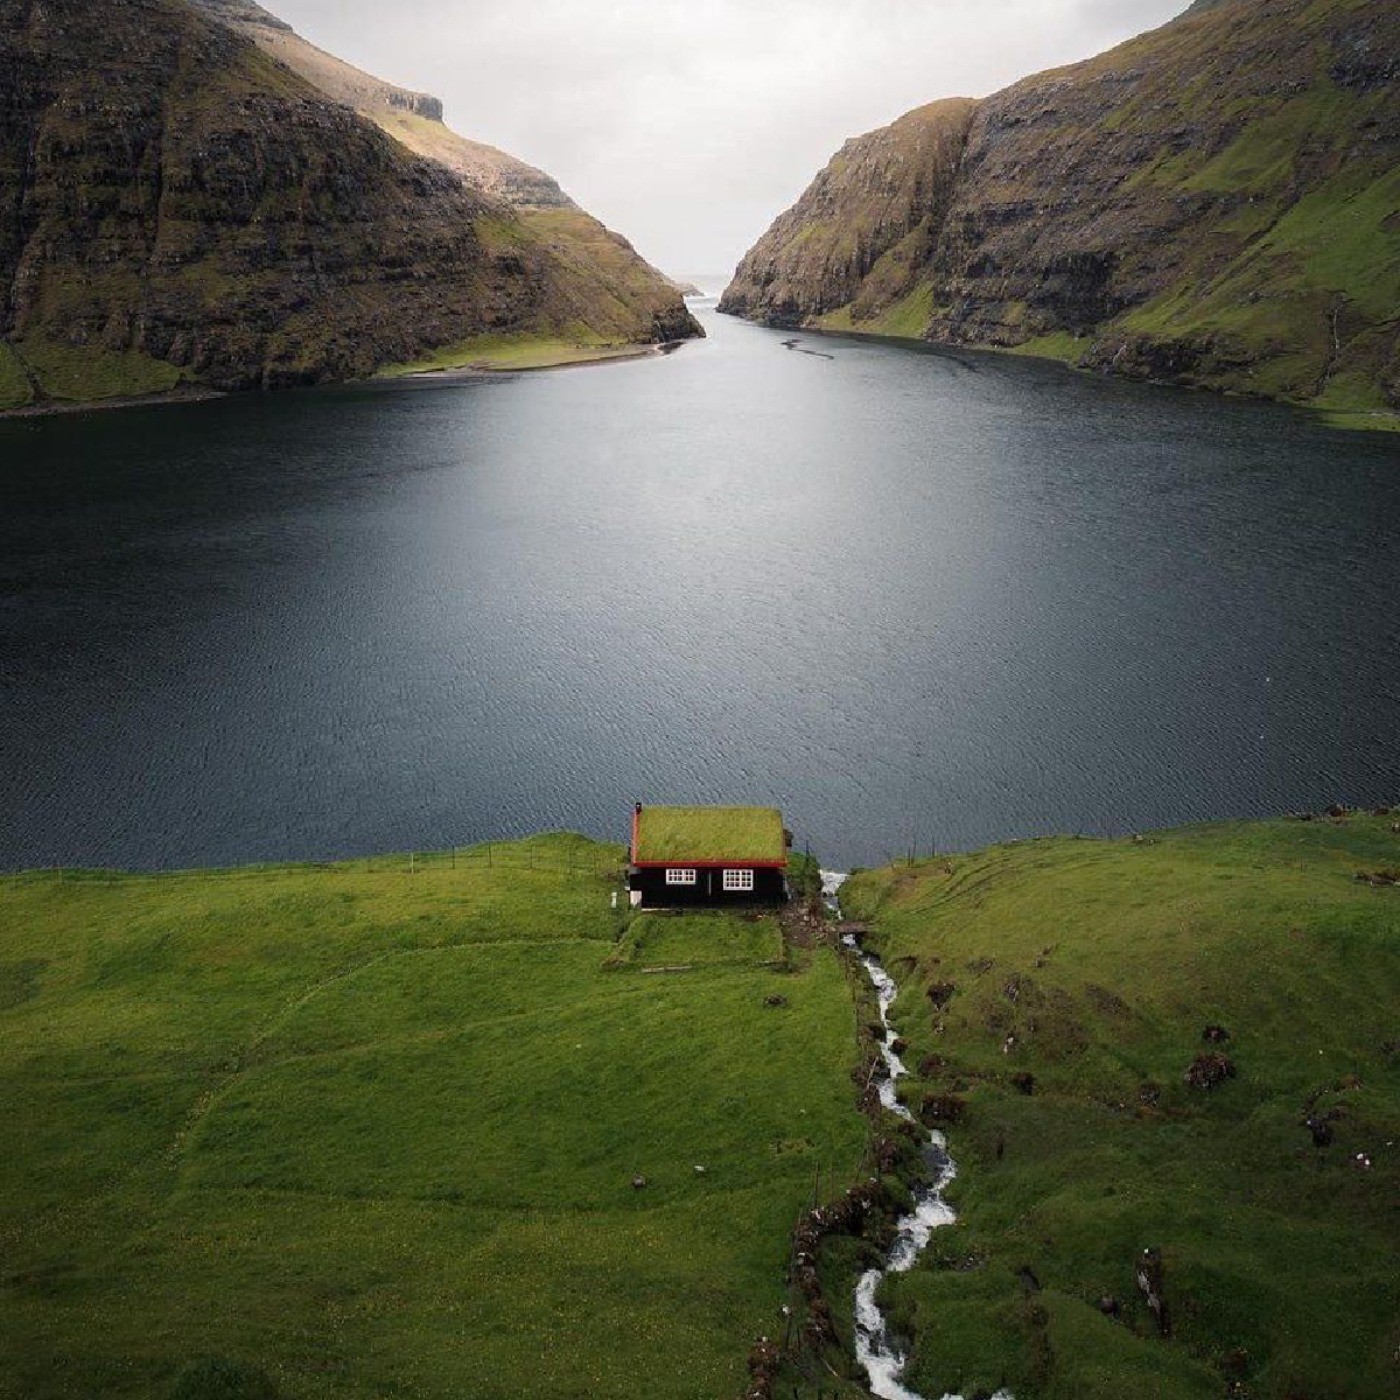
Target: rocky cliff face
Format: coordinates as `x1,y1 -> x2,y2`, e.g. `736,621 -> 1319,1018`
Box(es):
191,0 -> 569,209
0,0 -> 697,411
190,0 -> 699,352
719,99 -> 978,333
721,0 -> 1400,423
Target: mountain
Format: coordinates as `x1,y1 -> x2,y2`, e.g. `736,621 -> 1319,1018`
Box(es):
721,0 -> 1400,427
189,0 -> 700,353
0,0 -> 698,413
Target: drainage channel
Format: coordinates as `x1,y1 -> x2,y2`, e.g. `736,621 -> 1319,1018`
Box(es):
821,870 -> 1011,1400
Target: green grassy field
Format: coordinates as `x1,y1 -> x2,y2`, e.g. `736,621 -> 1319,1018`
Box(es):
1,835 -> 865,1400
611,912 -> 786,970
376,333 -> 654,377
839,813 -> 1400,1400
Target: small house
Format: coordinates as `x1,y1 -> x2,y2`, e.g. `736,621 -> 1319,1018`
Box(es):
628,803 -> 790,908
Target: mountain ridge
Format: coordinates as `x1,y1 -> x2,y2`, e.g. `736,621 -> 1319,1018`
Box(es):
0,0 -> 698,414
720,0 -> 1400,428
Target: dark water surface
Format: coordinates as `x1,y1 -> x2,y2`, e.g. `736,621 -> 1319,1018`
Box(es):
2,302 -> 1398,870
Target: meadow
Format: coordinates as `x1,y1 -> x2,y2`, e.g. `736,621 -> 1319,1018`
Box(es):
1,835 -> 865,1400
839,813 -> 1400,1400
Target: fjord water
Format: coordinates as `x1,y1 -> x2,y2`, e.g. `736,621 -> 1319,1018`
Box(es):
2,301 -> 1397,870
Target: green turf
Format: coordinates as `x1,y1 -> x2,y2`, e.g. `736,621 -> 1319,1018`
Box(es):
633,806 -> 787,865
1012,331 -> 1088,366
0,835 -> 865,1400
612,911 -> 786,969
376,332 -> 647,376
817,283 -> 936,341
0,342 -> 35,411
18,336 -> 184,404
838,813 -> 1400,1400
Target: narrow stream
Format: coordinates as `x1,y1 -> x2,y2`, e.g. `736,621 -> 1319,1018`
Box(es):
821,871 -> 1012,1400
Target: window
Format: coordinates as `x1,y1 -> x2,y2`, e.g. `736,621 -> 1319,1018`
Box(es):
665,868 -> 697,886
723,868 -> 755,892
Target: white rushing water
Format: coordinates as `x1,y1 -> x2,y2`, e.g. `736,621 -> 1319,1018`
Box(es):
822,871 -> 1012,1400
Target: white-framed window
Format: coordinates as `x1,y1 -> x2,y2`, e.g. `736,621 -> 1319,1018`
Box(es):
665,868 -> 698,886
723,868 -> 755,892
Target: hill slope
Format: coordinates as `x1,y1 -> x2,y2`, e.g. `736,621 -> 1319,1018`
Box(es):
3,816 -> 1396,1396
190,0 -> 700,369
0,837 -> 864,1399
0,0 -> 697,413
721,0 -> 1400,428
838,811 -> 1400,1399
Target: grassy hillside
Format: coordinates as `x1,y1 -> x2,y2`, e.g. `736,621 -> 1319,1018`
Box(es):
839,812 -> 1400,1400
723,0 -> 1400,429
1,836 -> 864,1400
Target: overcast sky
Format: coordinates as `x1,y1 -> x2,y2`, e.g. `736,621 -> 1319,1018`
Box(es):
269,0 -> 1188,279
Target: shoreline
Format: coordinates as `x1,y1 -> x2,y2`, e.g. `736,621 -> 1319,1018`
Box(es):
721,311 -> 1400,436
0,385 -> 226,421
385,338 -> 688,384
0,338 -> 696,422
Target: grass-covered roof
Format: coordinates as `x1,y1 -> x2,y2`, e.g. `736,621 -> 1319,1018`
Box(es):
633,806 -> 787,866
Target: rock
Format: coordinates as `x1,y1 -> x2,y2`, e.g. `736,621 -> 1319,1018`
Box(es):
1136,1246 -> 1171,1337
1097,1294 -> 1121,1317
744,1334 -> 781,1400
927,981 -> 957,1009
1185,1053 -> 1236,1090
1306,1116 -> 1334,1148
1219,1347 -> 1250,1383
919,1093 -> 968,1126
1137,1081 -> 1163,1108
631,1175 -> 647,1190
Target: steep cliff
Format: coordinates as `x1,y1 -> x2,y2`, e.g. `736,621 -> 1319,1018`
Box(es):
192,0 -> 569,208
0,0 -> 697,412
718,99 -> 978,336
721,0 -> 1400,425
190,0 -> 699,363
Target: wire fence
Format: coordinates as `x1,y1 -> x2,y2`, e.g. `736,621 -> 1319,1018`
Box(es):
1,841 -> 630,890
